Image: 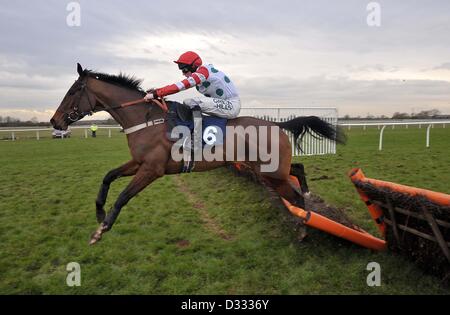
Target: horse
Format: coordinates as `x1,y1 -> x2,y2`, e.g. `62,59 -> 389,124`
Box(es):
50,63 -> 345,245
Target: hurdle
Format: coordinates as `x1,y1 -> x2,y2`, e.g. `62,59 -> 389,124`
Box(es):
348,168 -> 450,280
281,197 -> 386,251
231,162 -> 386,251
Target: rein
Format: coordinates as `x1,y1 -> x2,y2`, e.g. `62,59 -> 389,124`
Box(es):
66,81 -> 169,135
121,98 -> 168,113
119,98 -> 170,134
67,84 -> 168,122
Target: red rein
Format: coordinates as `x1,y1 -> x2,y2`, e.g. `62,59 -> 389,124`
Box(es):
121,98 -> 168,113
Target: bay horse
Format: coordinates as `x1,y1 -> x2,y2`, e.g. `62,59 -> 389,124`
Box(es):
50,64 -> 345,244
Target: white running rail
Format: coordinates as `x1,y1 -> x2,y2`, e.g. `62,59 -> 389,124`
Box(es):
339,120 -> 450,150
0,107 -> 340,157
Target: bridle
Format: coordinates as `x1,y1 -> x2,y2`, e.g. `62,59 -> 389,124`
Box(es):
66,82 -> 97,122
65,80 -> 168,124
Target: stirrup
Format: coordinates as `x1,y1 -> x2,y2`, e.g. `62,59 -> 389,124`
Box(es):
181,137 -> 195,173
192,106 -> 203,161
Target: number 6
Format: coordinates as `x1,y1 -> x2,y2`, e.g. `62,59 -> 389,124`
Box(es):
203,126 -> 218,145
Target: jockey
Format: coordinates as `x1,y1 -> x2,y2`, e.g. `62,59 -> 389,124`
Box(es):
144,51 -> 241,120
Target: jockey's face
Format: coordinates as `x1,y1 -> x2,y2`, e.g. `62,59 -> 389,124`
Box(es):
182,71 -> 192,78
179,64 -> 193,77
181,67 -> 192,77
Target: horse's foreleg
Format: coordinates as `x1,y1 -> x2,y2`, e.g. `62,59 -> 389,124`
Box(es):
90,165 -> 162,245
95,160 -> 139,223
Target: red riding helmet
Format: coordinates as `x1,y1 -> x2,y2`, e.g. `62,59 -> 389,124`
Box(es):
174,51 -> 202,69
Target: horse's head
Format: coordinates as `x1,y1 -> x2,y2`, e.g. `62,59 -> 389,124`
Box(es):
50,63 -> 98,130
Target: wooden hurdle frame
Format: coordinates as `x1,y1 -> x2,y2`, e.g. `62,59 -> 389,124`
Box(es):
348,168 -> 450,277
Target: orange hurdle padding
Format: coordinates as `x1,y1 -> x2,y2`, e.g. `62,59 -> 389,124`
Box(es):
289,175 -> 301,189
348,169 -> 387,236
282,198 -> 387,251
349,168 -> 450,207
353,187 -> 386,236
234,163 -> 242,171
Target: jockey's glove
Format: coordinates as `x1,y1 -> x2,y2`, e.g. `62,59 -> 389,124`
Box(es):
144,93 -> 154,102
144,88 -> 159,102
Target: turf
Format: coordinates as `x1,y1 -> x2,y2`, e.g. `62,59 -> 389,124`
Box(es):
0,125 -> 449,294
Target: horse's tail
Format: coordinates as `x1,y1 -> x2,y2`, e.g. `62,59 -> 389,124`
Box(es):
275,116 -> 346,150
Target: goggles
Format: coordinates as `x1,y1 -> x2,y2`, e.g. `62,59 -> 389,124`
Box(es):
178,63 -> 192,73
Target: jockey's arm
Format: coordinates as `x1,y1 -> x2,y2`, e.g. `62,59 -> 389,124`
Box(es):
150,66 -> 210,99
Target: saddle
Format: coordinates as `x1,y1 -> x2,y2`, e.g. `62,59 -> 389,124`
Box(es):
165,101 -> 228,146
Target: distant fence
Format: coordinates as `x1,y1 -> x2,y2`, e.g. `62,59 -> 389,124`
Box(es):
239,107 -> 338,156
2,116 -> 448,152
339,121 -> 450,150
0,107 -> 339,157
0,125 -> 122,141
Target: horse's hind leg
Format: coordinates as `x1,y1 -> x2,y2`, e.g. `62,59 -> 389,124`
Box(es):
290,163 -> 309,195
262,176 -> 305,209
262,176 -> 308,240
95,160 -> 139,223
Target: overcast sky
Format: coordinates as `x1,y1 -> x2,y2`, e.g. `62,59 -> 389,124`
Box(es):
1,0 -> 450,121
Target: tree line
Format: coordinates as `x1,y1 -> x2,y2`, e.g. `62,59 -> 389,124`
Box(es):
0,116 -> 117,127
342,109 -> 448,120
1,109 -> 448,127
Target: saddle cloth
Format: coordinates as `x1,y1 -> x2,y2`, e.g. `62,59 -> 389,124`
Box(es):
166,101 -> 228,146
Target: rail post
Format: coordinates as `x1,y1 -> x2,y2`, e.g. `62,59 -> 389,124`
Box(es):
379,125 -> 386,151
426,124 -> 432,148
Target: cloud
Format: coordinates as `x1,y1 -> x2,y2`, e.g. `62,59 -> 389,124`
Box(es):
433,62 -> 450,70
0,108 -> 110,123
237,76 -> 450,116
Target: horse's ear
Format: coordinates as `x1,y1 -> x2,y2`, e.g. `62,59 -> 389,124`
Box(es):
77,63 -> 84,76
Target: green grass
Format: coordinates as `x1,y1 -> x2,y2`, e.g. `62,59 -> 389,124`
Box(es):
0,125 -> 449,294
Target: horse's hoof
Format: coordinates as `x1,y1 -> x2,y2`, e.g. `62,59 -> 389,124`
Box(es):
89,223 -> 107,245
89,231 -> 102,245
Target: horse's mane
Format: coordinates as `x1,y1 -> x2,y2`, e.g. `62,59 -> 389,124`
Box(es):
86,70 -> 146,95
